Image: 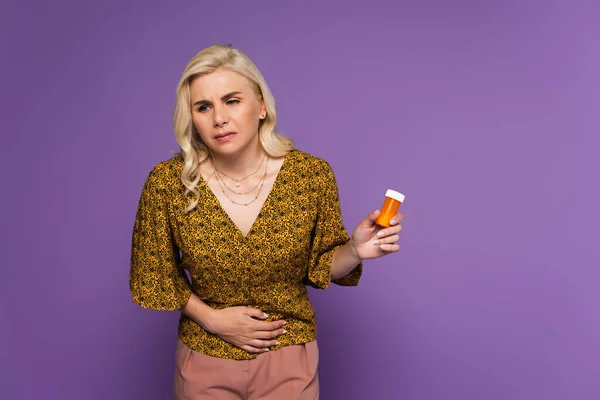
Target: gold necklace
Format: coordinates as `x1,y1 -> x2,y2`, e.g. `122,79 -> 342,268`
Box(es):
215,166 -> 266,195
214,155 -> 266,187
214,157 -> 269,206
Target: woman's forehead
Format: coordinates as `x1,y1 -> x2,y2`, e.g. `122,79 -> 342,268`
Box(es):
191,70 -> 253,96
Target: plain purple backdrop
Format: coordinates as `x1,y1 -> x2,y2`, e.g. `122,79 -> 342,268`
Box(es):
1,0 -> 599,399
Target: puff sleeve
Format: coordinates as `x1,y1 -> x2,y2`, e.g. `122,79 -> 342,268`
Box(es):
129,162 -> 193,310
305,160 -> 363,290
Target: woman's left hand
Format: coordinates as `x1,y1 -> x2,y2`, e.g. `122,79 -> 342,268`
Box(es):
350,210 -> 403,261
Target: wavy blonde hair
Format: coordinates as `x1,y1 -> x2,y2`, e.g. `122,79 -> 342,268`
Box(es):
173,44 -> 294,212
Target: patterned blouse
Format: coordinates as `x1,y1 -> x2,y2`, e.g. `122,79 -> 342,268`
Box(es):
129,149 -> 362,360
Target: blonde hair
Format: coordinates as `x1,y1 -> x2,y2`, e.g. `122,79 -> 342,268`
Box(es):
173,44 -> 294,212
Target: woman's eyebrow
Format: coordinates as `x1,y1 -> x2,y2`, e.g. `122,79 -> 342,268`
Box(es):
193,91 -> 242,107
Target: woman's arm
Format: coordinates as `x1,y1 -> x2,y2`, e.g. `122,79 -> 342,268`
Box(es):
330,240 -> 361,280
180,294 -> 218,331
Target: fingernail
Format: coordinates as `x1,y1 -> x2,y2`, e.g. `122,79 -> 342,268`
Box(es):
263,312 -> 268,318
264,348 -> 270,352
373,240 -> 380,245
377,231 -> 384,237
275,341 -> 280,345
282,321 -> 287,325
282,329 -> 287,334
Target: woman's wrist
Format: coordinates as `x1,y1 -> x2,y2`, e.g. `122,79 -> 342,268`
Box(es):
347,238 -> 363,265
181,294 -> 219,333
331,240 -> 362,280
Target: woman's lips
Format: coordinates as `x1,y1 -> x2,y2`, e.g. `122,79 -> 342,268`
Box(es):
214,132 -> 236,141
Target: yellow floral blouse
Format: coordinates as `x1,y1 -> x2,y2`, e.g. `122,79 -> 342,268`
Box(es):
129,149 -> 362,360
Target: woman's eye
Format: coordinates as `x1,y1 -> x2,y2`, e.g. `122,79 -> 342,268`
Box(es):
226,99 -> 240,105
198,105 -> 210,112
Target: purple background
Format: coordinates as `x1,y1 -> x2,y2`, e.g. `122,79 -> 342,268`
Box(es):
2,0 -> 599,399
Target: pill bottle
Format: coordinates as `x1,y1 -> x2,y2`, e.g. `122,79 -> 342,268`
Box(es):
375,189 -> 405,227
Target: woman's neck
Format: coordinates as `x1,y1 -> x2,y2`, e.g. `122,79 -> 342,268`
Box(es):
210,144 -> 267,178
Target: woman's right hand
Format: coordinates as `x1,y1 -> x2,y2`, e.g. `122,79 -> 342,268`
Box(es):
206,306 -> 287,353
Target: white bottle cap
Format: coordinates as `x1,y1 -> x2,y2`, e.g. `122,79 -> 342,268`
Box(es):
385,189 -> 405,203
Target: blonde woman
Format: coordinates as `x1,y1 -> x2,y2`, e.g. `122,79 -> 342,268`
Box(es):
129,44 -> 403,399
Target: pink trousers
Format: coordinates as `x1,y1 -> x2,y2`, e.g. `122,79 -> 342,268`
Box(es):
174,338 -> 320,399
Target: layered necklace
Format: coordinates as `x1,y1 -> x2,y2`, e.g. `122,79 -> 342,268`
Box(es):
213,155 -> 269,206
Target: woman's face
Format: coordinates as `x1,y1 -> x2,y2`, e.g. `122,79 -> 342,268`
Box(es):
189,69 -> 266,157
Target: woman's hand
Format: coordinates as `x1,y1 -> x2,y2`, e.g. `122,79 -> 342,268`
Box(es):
350,210 -> 403,260
205,306 -> 287,353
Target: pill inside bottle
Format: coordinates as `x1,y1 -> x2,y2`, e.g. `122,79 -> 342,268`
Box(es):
375,189 -> 406,227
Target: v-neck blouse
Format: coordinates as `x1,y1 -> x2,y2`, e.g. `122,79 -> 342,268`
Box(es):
129,149 -> 362,360
202,150 -> 290,239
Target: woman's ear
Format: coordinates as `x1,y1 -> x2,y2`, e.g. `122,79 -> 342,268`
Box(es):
259,101 -> 266,119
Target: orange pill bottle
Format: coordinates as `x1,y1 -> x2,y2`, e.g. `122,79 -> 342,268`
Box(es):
375,189 -> 405,227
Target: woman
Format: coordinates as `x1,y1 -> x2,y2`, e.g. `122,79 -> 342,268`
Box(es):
129,44 -> 403,399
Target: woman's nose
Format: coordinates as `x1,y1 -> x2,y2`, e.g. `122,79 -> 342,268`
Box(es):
212,105 -> 228,127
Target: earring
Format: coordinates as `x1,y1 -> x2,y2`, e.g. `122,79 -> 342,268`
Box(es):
260,113 -> 266,119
